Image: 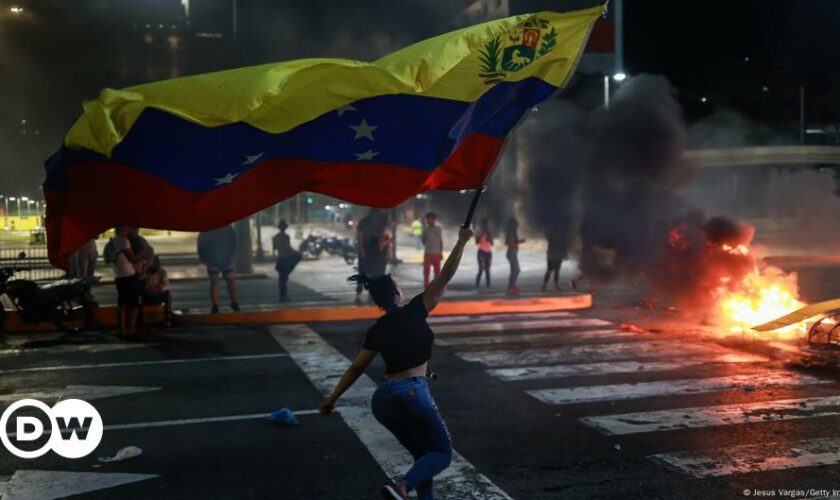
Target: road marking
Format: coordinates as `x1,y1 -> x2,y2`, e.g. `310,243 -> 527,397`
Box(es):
6,409 -> 326,440
650,436 -> 840,478
582,394 -> 840,435
0,385 -> 160,405
434,318 -> 611,335
428,311 -> 576,324
457,340 -> 721,367
528,371 -> 828,405
487,353 -> 768,381
436,329 -> 644,347
0,470 -> 158,500
105,409 -> 321,431
0,343 -> 152,356
269,324 -> 512,500
0,353 -> 289,374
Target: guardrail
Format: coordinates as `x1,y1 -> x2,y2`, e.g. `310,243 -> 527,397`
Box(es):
0,246 -> 65,282
685,146 -> 840,168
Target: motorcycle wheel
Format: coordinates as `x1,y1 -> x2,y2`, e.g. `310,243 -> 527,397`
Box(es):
53,298 -> 93,333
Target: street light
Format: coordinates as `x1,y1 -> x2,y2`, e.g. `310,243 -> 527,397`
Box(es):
613,72 -> 627,82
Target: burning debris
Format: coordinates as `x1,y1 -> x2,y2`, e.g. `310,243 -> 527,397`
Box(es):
518,74 -> 806,336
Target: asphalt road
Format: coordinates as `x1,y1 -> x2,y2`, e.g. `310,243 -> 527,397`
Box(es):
3,302 -> 840,499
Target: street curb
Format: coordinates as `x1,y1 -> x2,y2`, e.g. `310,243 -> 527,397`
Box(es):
93,273 -> 268,286
0,294 -> 591,333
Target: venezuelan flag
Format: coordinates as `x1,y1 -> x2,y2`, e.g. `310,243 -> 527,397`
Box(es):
44,6 -> 603,267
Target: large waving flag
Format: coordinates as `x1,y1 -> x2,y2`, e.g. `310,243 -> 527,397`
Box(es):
44,6 -> 603,267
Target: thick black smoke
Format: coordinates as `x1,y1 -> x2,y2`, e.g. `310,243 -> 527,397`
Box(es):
519,74 -> 755,305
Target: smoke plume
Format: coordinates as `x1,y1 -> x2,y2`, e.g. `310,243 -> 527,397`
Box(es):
518,74 -> 760,306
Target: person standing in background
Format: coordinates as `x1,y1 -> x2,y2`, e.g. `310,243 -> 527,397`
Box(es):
411,216 -> 424,249
128,228 -> 154,328
69,239 -> 98,279
273,220 -> 302,302
542,228 -> 567,292
110,227 -> 142,337
421,212 -> 443,288
474,218 -> 493,289
356,209 -> 388,305
505,218 -> 525,294
197,225 -> 240,313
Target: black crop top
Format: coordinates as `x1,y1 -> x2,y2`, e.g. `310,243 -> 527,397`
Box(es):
362,294 -> 433,374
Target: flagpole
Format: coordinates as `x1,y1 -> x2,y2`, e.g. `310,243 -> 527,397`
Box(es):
462,186 -> 486,229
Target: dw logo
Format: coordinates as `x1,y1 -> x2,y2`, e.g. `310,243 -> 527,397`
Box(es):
1,399 -> 103,459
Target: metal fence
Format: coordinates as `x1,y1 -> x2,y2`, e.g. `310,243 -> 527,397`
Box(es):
0,246 -> 65,282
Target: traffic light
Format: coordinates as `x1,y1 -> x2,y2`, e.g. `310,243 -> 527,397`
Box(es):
306,196 -> 313,205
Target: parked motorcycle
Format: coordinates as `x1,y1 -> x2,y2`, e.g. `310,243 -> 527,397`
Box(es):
339,238 -> 358,265
0,253 -> 99,333
322,236 -> 341,256
298,234 -> 324,259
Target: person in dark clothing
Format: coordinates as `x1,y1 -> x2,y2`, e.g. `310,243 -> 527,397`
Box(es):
355,209 -> 388,304
320,227 -> 473,500
475,218 -> 493,289
542,227 -> 568,292
143,256 -> 173,327
504,218 -> 525,293
272,220 -> 302,302
197,225 -> 240,313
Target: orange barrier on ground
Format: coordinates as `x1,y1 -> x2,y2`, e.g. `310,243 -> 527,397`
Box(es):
181,294 -> 592,326
0,294 -> 591,332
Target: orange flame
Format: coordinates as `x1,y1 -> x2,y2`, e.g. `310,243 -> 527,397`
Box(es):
714,244 -> 805,338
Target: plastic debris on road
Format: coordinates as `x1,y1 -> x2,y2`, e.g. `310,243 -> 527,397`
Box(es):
267,407 -> 299,426
619,324 -> 646,333
98,446 -> 143,463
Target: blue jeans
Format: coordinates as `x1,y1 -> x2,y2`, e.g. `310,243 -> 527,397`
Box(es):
371,376 -> 452,500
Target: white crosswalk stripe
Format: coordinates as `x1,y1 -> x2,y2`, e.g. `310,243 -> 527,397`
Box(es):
436,329 -> 645,347
581,394 -> 840,435
456,340 -> 720,367
487,353 -> 767,381
434,318 -> 611,335
650,437 -> 840,478
528,372 -> 827,405
428,310 -> 577,324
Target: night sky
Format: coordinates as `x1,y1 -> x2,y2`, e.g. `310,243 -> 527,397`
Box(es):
625,0 -> 840,88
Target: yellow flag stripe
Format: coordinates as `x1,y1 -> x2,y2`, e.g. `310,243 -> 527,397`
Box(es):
64,6 -> 603,158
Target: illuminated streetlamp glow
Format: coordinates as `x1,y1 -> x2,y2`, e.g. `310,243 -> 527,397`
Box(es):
613,72 -> 627,82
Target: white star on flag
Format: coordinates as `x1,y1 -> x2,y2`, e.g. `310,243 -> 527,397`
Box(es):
241,152 -> 265,165
354,149 -> 380,161
349,118 -> 378,140
336,104 -> 356,117
213,172 -> 239,185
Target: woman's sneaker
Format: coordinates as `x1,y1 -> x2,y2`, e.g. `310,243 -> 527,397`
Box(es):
381,480 -> 407,500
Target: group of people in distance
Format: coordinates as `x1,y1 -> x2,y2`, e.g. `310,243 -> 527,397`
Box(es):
70,210 -> 568,338
471,216 -> 566,294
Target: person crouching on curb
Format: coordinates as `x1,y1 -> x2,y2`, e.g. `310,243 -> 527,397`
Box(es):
143,256 -> 172,327
320,226 -> 474,500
